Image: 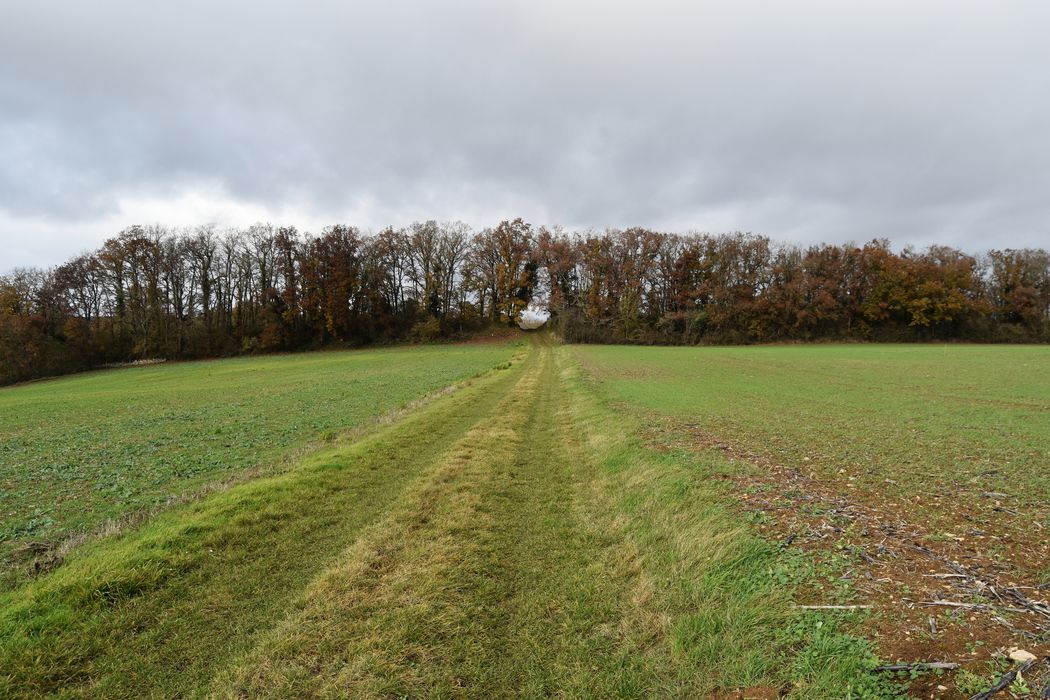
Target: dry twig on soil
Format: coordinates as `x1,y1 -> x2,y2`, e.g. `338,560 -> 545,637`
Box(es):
874,662 -> 959,672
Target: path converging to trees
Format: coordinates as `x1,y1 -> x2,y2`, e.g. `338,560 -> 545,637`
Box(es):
3,341 -> 798,698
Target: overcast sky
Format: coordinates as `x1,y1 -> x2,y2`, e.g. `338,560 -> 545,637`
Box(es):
2,0 -> 1049,272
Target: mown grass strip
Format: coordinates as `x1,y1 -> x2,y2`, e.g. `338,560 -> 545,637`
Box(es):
214,345 -> 668,698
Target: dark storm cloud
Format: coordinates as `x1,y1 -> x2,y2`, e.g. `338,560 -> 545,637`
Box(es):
2,0 -> 1049,270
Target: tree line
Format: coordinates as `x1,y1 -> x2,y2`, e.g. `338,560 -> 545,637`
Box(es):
2,219 -> 1048,385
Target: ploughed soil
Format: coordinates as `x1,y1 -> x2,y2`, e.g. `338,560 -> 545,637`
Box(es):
644,416 -> 1050,699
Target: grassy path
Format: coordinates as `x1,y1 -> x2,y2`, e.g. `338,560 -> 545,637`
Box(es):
216,343 -> 666,698
2,340 -> 893,698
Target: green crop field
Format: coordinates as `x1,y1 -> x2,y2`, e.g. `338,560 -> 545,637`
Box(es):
0,343 -> 520,567
574,344 -> 1050,531
1,339 -> 1047,698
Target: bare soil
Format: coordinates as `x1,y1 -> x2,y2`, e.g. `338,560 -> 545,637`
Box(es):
645,416 -> 1050,699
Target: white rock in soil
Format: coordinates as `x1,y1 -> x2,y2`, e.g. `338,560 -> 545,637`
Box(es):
1008,648 -> 1036,662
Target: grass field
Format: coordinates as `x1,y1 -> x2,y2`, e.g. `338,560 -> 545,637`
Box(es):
0,344 -> 519,567
574,344 -> 1050,528
574,343 -> 1050,696
1,339 -> 1047,698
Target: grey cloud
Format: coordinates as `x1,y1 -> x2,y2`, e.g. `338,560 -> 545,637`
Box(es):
2,0 -> 1050,270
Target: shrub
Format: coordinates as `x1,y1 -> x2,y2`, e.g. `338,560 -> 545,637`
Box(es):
410,317 -> 442,343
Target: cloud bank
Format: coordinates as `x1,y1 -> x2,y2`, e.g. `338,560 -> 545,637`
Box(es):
2,0 -> 1049,270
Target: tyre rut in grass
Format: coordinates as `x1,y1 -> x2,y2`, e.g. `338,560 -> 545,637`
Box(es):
214,345 -> 662,698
